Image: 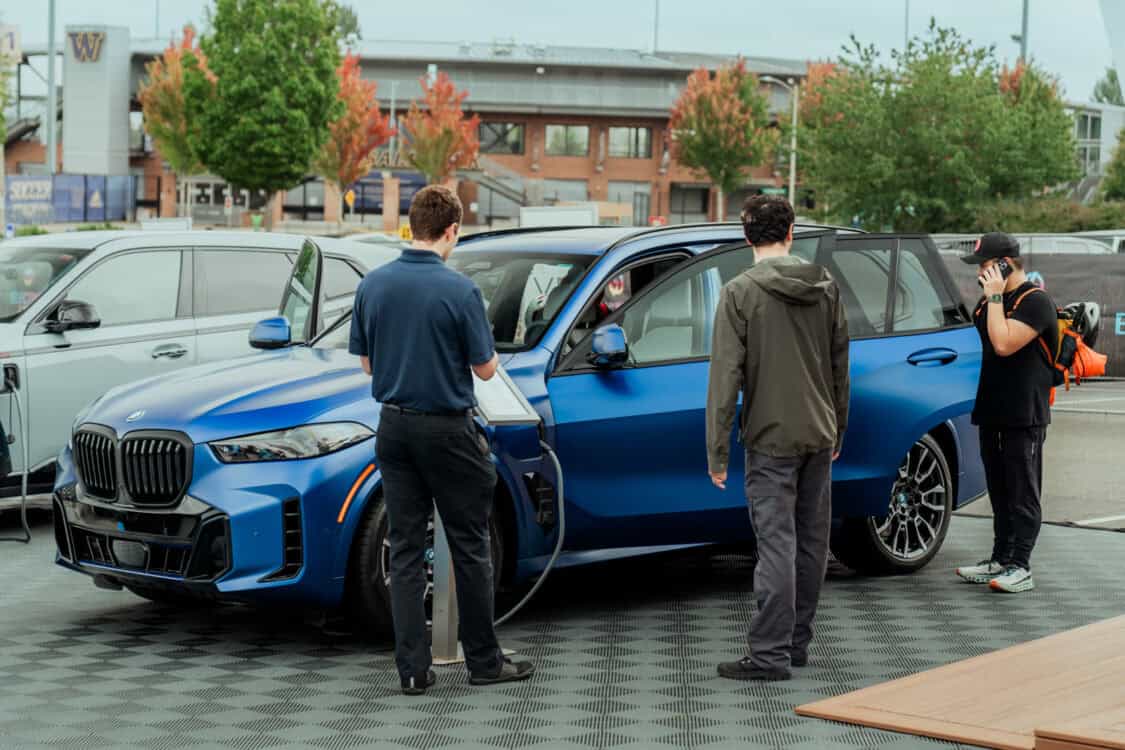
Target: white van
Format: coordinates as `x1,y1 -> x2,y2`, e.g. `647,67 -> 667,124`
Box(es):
0,231 -> 401,508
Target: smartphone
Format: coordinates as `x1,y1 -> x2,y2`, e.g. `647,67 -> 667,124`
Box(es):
978,258 -> 1013,288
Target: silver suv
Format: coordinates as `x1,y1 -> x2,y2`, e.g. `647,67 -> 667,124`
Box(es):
0,230 -> 400,507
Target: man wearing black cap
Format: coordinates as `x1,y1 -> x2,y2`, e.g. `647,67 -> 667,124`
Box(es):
955,232 -> 1058,593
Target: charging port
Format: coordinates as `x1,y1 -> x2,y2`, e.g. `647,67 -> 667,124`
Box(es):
523,472 -> 557,529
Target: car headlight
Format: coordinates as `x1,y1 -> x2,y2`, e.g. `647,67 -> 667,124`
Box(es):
209,422 -> 374,463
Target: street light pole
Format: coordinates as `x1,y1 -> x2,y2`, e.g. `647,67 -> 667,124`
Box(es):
761,75 -> 799,206
46,0 -> 57,175
788,80 -> 798,206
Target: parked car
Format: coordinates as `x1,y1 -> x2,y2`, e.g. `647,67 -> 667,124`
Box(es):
0,230 -> 402,509
53,224 -> 987,631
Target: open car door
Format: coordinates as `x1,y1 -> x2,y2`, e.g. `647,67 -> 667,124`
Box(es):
278,238 -> 326,345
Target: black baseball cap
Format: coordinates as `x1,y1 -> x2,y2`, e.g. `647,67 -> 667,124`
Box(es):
961,232 -> 1020,265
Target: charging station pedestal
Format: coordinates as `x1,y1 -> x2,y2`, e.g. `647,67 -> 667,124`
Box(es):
429,366 -> 541,666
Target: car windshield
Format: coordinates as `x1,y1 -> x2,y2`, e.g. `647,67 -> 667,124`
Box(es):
0,246 -> 92,322
447,252 -> 595,351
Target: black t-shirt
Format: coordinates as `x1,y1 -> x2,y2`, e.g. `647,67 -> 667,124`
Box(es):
972,282 -> 1058,428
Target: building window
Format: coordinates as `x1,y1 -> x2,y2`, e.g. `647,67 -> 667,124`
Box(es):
479,122 -> 525,155
1075,111 -> 1102,140
608,127 -> 652,159
542,178 -> 587,203
545,125 -> 589,156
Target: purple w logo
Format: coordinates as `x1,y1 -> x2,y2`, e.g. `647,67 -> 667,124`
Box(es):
68,31 -> 105,63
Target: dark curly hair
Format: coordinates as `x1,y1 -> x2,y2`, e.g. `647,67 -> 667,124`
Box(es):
740,195 -> 795,246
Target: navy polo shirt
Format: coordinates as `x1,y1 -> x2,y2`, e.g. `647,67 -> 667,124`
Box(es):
349,248 -> 494,412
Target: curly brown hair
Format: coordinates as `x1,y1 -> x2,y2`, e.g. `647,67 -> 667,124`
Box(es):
740,194 -> 794,246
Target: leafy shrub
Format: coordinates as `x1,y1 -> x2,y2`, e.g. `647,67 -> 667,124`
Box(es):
14,225 -> 48,237
969,197 -> 1125,233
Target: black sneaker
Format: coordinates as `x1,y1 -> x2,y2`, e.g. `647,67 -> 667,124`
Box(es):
468,657 -> 535,686
790,652 -> 808,668
400,669 -> 436,696
717,656 -> 791,681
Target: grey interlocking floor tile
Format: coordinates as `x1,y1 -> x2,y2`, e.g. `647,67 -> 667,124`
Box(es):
3,516 -> 1124,749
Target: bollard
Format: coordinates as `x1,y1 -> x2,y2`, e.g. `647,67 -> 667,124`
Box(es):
430,511 -> 464,664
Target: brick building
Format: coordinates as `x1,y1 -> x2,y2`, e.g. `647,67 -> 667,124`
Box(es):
9,30 -> 807,226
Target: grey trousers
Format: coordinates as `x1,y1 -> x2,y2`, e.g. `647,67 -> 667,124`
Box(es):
745,448 -> 833,671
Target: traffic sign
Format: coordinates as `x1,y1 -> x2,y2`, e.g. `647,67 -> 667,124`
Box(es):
344,189 -> 355,208
398,224 -> 412,240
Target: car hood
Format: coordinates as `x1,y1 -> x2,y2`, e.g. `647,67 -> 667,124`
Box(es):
82,348 -> 375,444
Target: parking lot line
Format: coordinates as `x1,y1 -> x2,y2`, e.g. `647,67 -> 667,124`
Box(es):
1074,513 -> 1125,526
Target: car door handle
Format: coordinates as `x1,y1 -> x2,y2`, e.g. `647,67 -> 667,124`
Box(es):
907,348 -> 958,367
151,344 -> 189,360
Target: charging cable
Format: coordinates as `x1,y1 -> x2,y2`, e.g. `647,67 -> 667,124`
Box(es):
493,440 -> 565,627
0,385 -> 31,544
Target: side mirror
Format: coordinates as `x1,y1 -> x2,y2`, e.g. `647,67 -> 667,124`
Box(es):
44,300 -> 101,334
586,324 -> 629,368
250,316 -> 292,350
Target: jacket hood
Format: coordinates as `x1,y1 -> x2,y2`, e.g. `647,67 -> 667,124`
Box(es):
748,256 -> 834,306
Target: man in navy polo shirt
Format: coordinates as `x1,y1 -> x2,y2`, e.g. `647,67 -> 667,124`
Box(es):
349,186 -> 534,694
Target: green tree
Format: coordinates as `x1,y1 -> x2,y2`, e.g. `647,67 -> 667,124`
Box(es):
138,25 -> 213,217
802,22 -> 1077,232
184,0 -> 342,226
669,58 -> 777,220
1093,67 -> 1124,106
1103,129 -> 1125,201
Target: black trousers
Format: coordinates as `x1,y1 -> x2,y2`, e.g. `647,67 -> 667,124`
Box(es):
375,408 -> 503,679
979,426 -> 1045,570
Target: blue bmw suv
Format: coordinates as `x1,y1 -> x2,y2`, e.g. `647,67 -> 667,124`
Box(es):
53,223 -> 986,633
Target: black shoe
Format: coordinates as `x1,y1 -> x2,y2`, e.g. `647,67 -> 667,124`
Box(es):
469,657 -> 535,686
400,669 -> 436,695
717,656 -> 791,681
790,652 -> 808,668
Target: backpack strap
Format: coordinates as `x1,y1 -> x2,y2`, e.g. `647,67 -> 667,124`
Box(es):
1006,286 -> 1042,318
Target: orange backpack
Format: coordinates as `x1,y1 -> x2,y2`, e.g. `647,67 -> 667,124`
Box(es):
1006,288 -> 1107,402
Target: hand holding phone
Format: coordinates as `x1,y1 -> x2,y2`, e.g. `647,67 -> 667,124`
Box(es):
978,258 -> 1013,288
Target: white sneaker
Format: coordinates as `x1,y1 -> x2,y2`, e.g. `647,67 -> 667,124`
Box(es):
989,566 -> 1035,593
956,560 -> 1005,584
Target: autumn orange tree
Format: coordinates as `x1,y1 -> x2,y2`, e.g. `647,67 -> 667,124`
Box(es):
138,24 -> 214,217
400,72 -> 480,184
313,52 -> 395,222
669,58 -> 777,220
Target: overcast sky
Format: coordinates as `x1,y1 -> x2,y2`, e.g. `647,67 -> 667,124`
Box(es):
1,0 -> 1116,103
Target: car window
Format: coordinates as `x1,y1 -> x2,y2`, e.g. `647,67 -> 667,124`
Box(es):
562,255 -> 690,355
0,245 -> 92,322
446,252 -> 595,351
578,246 -> 754,367
194,250 -> 294,317
323,257 -> 362,300
314,314 -> 352,351
893,240 -> 965,332
66,251 -> 181,326
827,247 -> 891,336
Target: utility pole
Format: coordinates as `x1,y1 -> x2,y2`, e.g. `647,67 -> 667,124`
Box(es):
788,80 -> 798,206
652,0 -> 660,54
904,0 -> 910,49
1019,0 -> 1029,62
46,0 -> 57,174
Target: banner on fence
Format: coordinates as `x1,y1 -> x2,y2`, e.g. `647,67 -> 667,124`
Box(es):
5,176 -> 53,225
942,253 -> 1125,377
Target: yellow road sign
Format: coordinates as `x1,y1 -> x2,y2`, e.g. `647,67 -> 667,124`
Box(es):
344,189 -> 355,208
398,225 -> 412,240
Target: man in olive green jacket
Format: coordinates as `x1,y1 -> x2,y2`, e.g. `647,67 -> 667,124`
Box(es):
706,195 -> 850,681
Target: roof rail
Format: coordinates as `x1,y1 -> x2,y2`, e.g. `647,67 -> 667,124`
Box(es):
459,220 -> 864,250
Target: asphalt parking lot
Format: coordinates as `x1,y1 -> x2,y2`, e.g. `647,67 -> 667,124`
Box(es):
956,378 -> 1125,531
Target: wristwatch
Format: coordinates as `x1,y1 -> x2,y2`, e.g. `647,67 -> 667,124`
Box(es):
988,294 -> 1003,304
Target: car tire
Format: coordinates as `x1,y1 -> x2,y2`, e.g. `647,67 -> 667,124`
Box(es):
346,494 -> 505,640
830,434 -> 953,575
